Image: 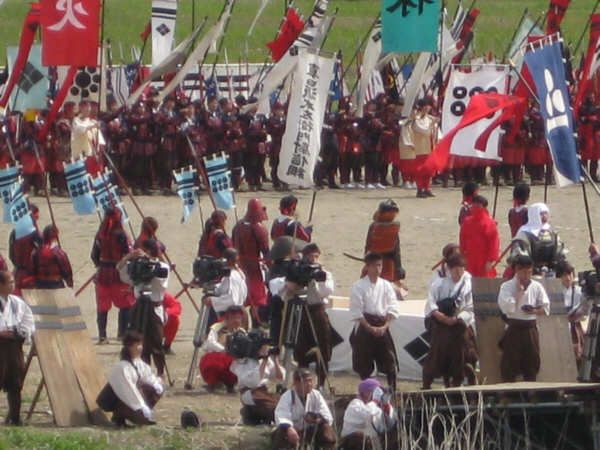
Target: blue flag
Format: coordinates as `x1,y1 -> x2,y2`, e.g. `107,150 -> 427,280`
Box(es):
382,0 -> 440,53
203,153 -> 234,210
524,40 -> 581,186
173,167 -> 198,223
9,179 -> 35,240
64,159 -> 96,215
205,73 -> 218,100
91,171 -> 128,223
0,166 -> 21,224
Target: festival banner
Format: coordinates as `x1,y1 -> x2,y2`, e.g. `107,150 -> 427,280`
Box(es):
203,154 -> 234,210
278,49 -> 335,188
9,179 -> 36,240
151,0 -> 177,69
6,45 -> 49,111
524,39 -> 581,187
546,0 -> 570,35
41,0 -> 101,67
382,0 -> 440,53
573,14 -> 600,116
357,19 -> 382,117
64,158 -> 96,215
266,7 -> 304,61
442,65 -> 509,160
0,166 -> 21,224
173,167 -> 198,223
91,171 -> 127,221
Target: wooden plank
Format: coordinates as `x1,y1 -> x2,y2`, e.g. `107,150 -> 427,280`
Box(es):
53,288 -> 111,426
404,381 -> 600,396
22,289 -> 89,427
473,277 -> 578,385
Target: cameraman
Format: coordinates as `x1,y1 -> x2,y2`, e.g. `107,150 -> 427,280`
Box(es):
285,244 -> 335,389
117,239 -> 170,378
230,333 -> 285,425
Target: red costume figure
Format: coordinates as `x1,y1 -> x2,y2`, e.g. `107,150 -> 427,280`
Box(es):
100,97 -> 129,185
271,195 -> 312,242
155,96 -> 180,194
9,204 -> 41,295
199,306 -> 243,393
364,199 -> 404,282
128,100 -> 155,195
266,102 -> 286,190
578,93 -> 600,181
508,183 -> 530,238
20,110 -> 46,195
240,100 -> 267,191
362,100 -> 385,189
29,225 -> 73,289
162,291 -> 181,355
91,208 -> 135,344
178,102 -> 205,168
221,98 -> 245,190
523,105 -> 549,185
380,102 -> 403,187
203,95 -> 225,156
198,210 -> 234,258
133,217 -> 166,255
459,195 -> 500,278
499,118 -> 525,186
232,198 -> 270,321
49,102 -> 75,195
0,112 -> 17,168
337,100 -> 364,188
458,181 -> 479,226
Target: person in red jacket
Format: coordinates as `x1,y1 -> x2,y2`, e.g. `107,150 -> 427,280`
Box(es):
459,195 -> 500,278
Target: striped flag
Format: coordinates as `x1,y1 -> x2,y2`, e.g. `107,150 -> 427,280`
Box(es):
152,0 -> 178,69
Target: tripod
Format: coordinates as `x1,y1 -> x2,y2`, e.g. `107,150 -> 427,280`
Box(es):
184,284 -> 214,390
580,302 -> 600,381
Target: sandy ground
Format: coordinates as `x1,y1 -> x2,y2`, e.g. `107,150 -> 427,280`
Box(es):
0,180 -> 597,447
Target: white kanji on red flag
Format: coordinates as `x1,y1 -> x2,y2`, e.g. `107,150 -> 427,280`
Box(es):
48,0 -> 89,30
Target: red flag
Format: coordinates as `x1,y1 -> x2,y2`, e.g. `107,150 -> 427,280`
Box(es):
419,93 -> 527,177
266,8 -> 304,62
546,0 -> 571,35
0,3 -> 41,108
140,21 -> 151,41
573,14 -> 600,118
41,0 -> 101,67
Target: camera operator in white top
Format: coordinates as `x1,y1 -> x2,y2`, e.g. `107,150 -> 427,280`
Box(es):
202,248 -> 248,316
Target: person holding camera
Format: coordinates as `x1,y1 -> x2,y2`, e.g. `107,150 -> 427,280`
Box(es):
349,252 -> 400,391
229,331 -> 285,425
272,368 -> 336,449
340,378 -> 397,450
498,255 -> 550,382
28,225 -> 73,289
117,239 -> 170,378
101,331 -> 163,428
200,305 -> 245,393
0,271 -> 35,426
422,254 -> 477,389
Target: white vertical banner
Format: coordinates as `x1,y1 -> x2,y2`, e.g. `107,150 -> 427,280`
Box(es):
152,0 -> 178,69
278,49 -> 335,188
357,18 -> 382,118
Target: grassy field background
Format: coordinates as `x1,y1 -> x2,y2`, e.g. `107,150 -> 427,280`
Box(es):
0,0 -> 598,66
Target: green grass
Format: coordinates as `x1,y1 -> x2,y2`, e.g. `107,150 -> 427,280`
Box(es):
0,0 -> 598,67
0,427 -> 112,450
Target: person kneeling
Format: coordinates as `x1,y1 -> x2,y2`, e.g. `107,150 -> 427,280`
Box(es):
106,331 -> 163,427
272,368 -> 336,450
340,378 -> 397,450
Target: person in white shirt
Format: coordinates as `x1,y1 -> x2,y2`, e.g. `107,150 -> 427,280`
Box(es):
71,100 -> 105,158
556,261 -> 589,368
272,368 -> 336,449
200,305 -> 244,393
203,248 -> 248,317
117,239 -> 170,377
104,331 -> 163,428
498,255 -> 550,382
422,254 -> 477,389
349,252 -> 400,390
0,271 -> 34,426
340,378 -> 397,450
229,333 -> 285,425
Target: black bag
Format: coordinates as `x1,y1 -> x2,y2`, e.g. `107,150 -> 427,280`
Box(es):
96,383 -> 120,412
425,280 -> 466,330
181,410 -> 201,428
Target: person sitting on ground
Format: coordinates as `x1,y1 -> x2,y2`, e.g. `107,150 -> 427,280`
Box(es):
340,378 -> 397,450
200,305 -> 245,393
272,368 -> 336,450
104,331 -> 163,428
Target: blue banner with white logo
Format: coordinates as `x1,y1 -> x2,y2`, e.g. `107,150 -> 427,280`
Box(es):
0,165 -> 21,224
91,171 -> 128,223
64,159 -> 96,215
524,39 -> 581,186
173,167 -> 198,223
203,153 -> 234,210
9,179 -> 36,240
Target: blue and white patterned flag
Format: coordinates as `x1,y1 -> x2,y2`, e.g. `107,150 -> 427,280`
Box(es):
203,153 -> 234,210
91,171 -> 128,222
173,167 -> 198,223
64,159 -> 96,215
9,179 -> 35,240
0,165 -> 21,224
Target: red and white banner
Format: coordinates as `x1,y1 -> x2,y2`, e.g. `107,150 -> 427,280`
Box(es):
41,0 -> 101,67
278,49 -> 335,188
442,65 -> 509,160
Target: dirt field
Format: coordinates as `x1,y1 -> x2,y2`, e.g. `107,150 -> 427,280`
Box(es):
0,180 -> 596,448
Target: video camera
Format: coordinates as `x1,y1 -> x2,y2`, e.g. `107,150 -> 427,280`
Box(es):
579,270 -> 600,299
127,257 -> 168,285
285,258 -> 326,288
193,256 -> 231,295
226,330 -> 279,360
